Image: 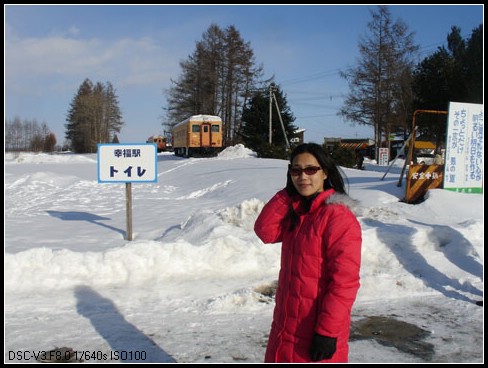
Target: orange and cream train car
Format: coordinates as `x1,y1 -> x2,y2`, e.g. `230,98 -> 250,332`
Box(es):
146,135 -> 167,153
172,114 -> 223,157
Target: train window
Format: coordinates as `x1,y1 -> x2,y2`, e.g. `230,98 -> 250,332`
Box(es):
203,126 -> 209,133
212,125 -> 220,132
192,125 -> 200,133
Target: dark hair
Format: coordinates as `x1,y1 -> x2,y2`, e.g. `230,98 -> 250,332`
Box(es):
285,143 -> 348,196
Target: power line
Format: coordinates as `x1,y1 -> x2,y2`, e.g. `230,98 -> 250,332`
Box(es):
280,68 -> 341,86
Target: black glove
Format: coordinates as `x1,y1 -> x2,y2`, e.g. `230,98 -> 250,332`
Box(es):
309,333 -> 337,361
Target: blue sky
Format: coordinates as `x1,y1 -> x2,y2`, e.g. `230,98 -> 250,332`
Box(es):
4,4 -> 483,146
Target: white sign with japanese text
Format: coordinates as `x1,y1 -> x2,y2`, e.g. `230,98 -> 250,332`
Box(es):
97,144 -> 158,183
444,102 -> 483,193
378,148 -> 389,166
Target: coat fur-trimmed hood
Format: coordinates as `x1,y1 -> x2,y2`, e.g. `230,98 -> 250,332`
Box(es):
324,192 -> 363,217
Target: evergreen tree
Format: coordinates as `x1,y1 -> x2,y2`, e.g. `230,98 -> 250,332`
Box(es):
463,25 -> 483,104
240,84 -> 297,159
43,133 -> 57,152
65,79 -> 124,153
413,24 -> 483,109
412,24 -> 483,147
65,79 -> 94,153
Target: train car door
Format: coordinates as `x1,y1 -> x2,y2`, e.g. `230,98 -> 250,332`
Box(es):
201,123 -> 211,147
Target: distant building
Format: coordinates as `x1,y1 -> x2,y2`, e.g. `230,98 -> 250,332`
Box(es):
323,137 -> 342,153
323,137 -> 375,157
290,128 -> 306,146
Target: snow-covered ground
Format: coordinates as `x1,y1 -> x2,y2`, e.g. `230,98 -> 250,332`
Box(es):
4,145 -> 483,363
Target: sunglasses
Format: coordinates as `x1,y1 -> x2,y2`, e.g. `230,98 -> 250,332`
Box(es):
288,165 -> 322,176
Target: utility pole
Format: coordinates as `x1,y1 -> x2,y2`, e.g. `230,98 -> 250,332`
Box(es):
272,90 -> 290,151
268,83 -> 290,151
269,84 -> 273,144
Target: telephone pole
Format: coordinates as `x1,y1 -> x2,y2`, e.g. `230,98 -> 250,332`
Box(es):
269,84 -> 273,144
268,83 -> 290,150
272,90 -> 290,151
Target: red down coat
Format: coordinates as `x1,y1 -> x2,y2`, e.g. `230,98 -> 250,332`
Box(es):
254,188 -> 362,363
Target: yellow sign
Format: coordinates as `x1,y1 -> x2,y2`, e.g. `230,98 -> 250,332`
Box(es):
405,164 -> 444,203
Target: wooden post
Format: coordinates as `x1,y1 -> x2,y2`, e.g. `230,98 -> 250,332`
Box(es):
126,182 -> 132,241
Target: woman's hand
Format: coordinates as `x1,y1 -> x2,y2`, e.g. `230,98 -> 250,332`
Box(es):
309,333 -> 337,361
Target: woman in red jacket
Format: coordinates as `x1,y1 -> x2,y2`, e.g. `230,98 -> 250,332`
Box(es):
254,143 -> 362,363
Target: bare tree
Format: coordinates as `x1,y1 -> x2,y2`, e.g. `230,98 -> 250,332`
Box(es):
5,117 -> 56,152
164,23 -> 263,145
338,5 -> 419,158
